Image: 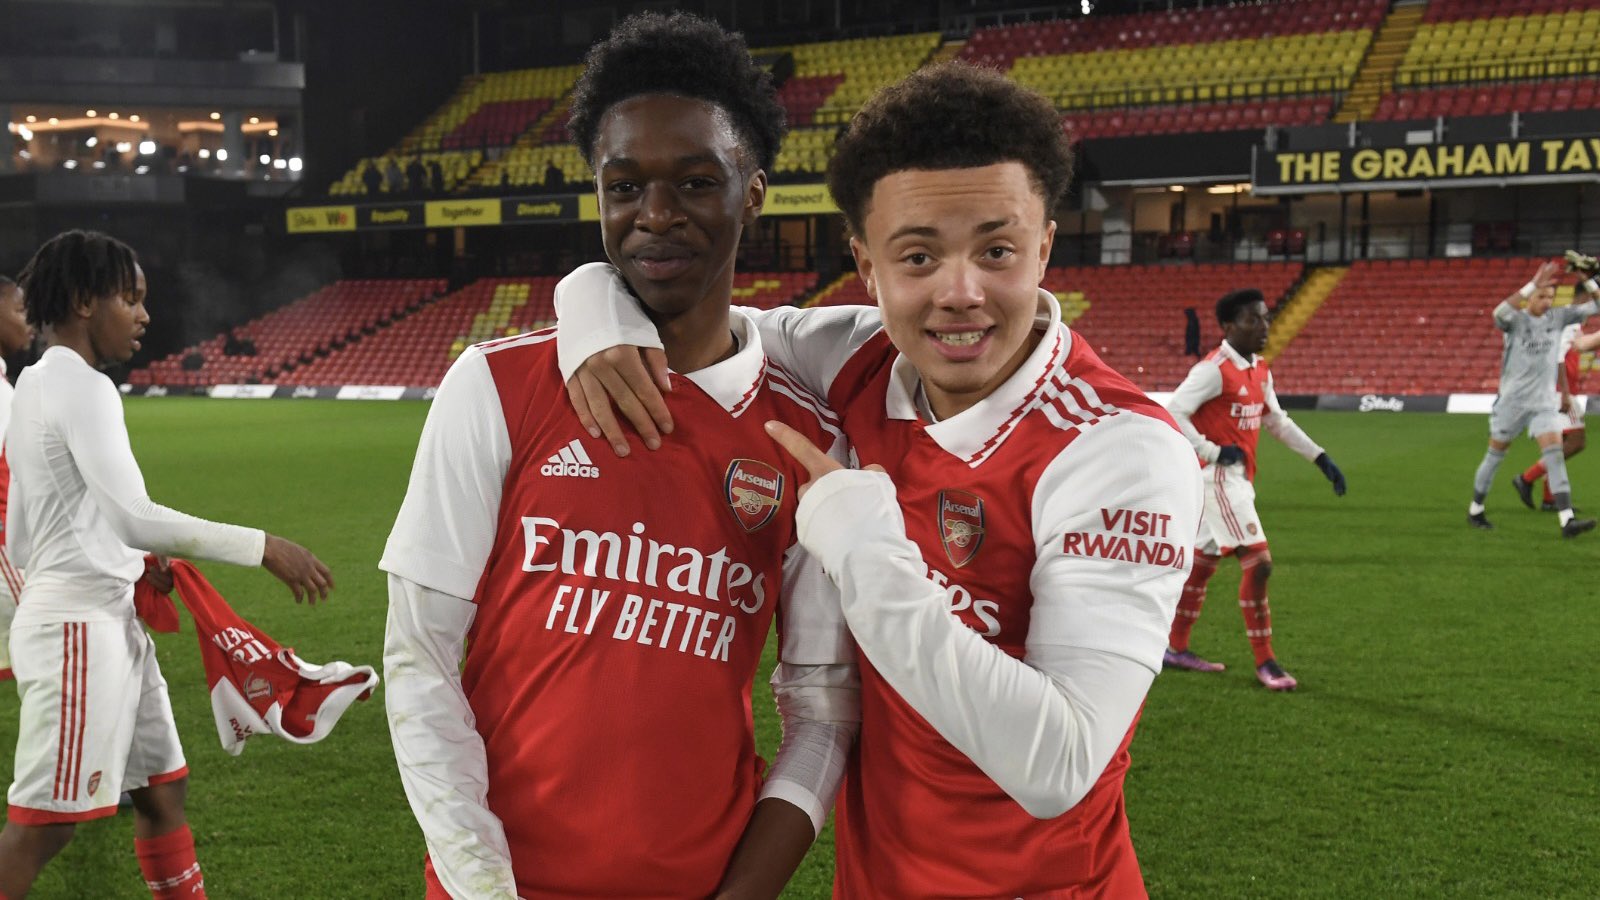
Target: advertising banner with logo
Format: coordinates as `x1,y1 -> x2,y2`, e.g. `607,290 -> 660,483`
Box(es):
359,202 -> 425,229
286,205 -> 357,233
1253,135 -> 1600,193
424,199 -> 502,228
502,197 -> 577,223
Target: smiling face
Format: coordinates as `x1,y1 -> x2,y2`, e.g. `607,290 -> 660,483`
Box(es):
1223,299 -> 1271,357
852,162 -> 1055,420
82,262 -> 148,367
593,93 -> 764,326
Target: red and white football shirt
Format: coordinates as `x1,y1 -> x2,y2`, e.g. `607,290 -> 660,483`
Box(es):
383,311 -> 851,898
1167,341 -> 1322,483
554,284 -> 1204,899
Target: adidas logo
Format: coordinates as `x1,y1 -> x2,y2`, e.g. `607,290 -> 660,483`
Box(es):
540,439 -> 601,479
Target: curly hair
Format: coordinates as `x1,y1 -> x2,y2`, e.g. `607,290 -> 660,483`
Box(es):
567,11 -> 786,173
17,230 -> 139,329
1215,288 -> 1266,325
827,61 -> 1074,235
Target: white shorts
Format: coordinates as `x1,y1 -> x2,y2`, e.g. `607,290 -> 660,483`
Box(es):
7,617 -> 186,824
1489,401 -> 1563,443
1198,463 -> 1268,555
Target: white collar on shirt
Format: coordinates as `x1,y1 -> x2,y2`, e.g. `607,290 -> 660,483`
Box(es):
885,286 -> 1068,464
580,261 -> 768,417
1216,339 -> 1258,369
680,308 -> 767,416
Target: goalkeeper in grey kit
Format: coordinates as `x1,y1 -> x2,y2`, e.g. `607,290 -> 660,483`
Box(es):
1467,254 -> 1600,537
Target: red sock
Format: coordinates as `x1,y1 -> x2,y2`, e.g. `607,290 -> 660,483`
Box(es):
1521,460 -> 1546,484
135,824 -> 205,899
1167,550 -> 1219,652
1543,480 -> 1555,504
1237,546 -> 1276,666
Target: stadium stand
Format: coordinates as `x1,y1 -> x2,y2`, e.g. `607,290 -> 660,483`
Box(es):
129,273 -> 817,389
1396,1 -> 1600,87
965,0 -> 1383,115
129,279 -> 444,387
1048,262 -> 1305,392
329,65 -> 583,196
1265,257 -> 1596,395
1375,76 -> 1600,119
1064,96 -> 1334,140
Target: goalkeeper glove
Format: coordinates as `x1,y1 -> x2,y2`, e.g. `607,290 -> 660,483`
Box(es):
1565,249 -> 1598,277
1315,452 -> 1346,496
1216,445 -> 1246,466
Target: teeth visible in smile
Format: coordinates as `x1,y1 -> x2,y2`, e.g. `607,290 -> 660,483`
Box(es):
935,331 -> 984,347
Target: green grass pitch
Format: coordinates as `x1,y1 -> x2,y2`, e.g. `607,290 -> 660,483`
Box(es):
3,401 -> 1598,898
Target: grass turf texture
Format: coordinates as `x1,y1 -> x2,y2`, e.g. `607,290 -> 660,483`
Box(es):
2,401 -> 1597,898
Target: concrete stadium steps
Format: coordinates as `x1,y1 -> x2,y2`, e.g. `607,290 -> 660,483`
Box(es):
1264,266 -> 1348,362
1336,1 -> 1428,123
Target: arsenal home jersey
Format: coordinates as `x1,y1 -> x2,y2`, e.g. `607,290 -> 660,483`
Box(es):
1182,343 -> 1270,481
823,325 -> 1192,899
383,318 -> 848,899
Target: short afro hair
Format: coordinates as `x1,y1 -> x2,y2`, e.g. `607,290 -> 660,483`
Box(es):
567,12 -> 786,174
827,61 -> 1074,236
17,230 -> 139,329
1215,288 -> 1266,326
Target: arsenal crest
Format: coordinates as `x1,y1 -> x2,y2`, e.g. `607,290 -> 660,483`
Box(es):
87,770 -> 102,796
725,459 -> 784,533
939,490 -> 986,569
244,675 -> 274,701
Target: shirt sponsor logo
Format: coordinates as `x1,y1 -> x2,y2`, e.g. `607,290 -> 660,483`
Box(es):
724,459 -> 783,532
1229,400 -> 1264,430
1061,507 -> 1187,570
938,489 -> 986,569
521,516 -> 769,663
541,439 -> 600,478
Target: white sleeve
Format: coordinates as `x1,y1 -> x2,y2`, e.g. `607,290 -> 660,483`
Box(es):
62,374 -> 264,565
759,431 -> 860,836
1163,361 -> 1224,463
1560,299 -> 1600,327
1493,301 -> 1519,331
380,346 -> 510,598
1261,372 -> 1324,462
793,415 -> 1202,819
384,574 -> 519,900
551,262 -> 883,401
6,470 -> 28,569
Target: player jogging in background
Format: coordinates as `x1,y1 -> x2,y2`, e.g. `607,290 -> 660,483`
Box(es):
0,230 -> 332,900
1514,251 -> 1600,513
0,275 -> 37,682
1164,288 -> 1347,691
1467,258 -> 1598,537
558,62 -> 1204,898
380,14 -> 857,900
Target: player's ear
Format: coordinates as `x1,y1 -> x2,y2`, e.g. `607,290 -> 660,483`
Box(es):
1037,219 -> 1057,283
741,167 -> 767,227
70,289 -> 97,320
850,236 -> 877,302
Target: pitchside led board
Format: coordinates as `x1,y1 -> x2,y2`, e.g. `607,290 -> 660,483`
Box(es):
284,184 -> 836,234
1253,133 -> 1600,194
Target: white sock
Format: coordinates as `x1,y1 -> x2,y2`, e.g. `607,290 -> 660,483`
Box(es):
1469,501 -> 1486,515
1559,509 -> 1575,526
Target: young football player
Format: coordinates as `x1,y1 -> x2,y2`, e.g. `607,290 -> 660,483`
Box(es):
380,13 -> 857,899
557,62 -> 1202,898
0,230 -> 330,900
1513,251 -> 1600,512
1467,259 -> 1598,537
0,274 -> 37,682
1163,288 -> 1346,691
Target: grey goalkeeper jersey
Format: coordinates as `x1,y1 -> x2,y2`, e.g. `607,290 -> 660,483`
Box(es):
1494,298 -> 1599,410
